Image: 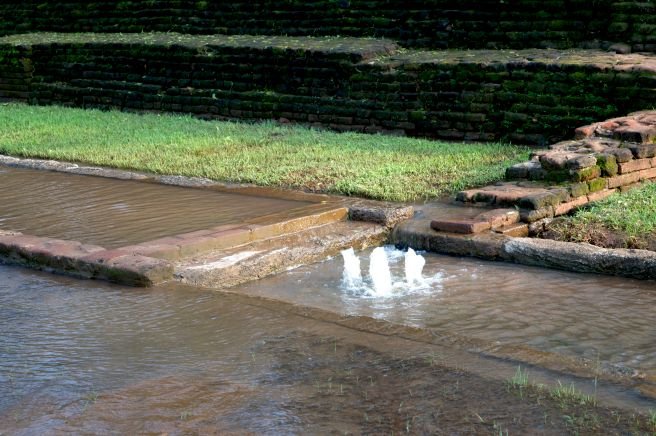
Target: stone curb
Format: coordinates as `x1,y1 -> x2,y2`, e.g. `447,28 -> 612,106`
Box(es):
0,232 -> 173,286
393,223 -> 656,281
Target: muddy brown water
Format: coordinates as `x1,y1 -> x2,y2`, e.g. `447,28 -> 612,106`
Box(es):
0,166 -> 309,248
2,264 -> 655,434
1,167 -> 656,432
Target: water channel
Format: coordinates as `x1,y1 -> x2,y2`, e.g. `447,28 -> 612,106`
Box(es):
0,166 -> 309,248
1,165 -> 655,432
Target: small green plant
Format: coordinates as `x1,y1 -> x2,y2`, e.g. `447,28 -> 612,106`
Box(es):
507,366 -> 530,397
550,381 -> 596,407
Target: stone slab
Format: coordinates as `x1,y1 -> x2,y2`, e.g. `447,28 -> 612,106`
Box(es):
618,158 -> 651,174
0,233 -> 173,286
430,219 -> 491,234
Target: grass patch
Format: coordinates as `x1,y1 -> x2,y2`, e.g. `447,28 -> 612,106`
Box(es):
572,183 -> 656,237
545,182 -> 656,248
0,103 -> 529,202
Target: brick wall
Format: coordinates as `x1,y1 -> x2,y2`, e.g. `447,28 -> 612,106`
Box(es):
0,1 -> 653,52
1,34 -> 654,145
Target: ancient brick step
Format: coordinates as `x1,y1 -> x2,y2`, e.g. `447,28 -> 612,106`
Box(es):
450,110 -> 656,234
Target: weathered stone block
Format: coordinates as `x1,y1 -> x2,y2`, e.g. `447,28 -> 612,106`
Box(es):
528,166 -> 548,180
544,169 -> 571,183
568,182 -> 589,198
519,206 -> 554,223
618,158 -> 651,174
475,208 -> 520,230
609,148 -> 634,163
505,161 -> 540,179
566,154 -> 597,170
539,153 -> 568,170
587,189 -> 617,203
519,192 -> 559,210
494,222 -> 529,237
607,171 -> 641,188
554,196 -> 589,216
627,144 -> 656,159
638,167 -> 656,181
430,219 -> 491,234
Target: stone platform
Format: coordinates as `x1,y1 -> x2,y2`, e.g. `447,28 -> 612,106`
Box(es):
0,155 -> 412,287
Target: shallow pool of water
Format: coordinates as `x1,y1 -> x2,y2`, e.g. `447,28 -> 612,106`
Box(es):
2,261 -> 655,433
0,166 -> 309,248
236,246 -> 656,372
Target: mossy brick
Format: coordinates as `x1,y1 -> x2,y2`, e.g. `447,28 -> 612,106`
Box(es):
595,153 -> 618,177
569,165 -> 601,182
544,169 -> 571,183
587,177 -> 606,193
518,192 -> 560,210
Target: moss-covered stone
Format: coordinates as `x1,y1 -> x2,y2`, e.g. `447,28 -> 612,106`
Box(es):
544,169 -> 571,183
587,177 -> 607,193
570,165 -> 601,182
596,153 -> 618,177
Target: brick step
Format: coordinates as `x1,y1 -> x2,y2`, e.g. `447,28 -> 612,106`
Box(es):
449,110 -> 656,234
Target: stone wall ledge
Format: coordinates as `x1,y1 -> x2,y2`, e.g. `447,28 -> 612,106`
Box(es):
393,221 -> 656,281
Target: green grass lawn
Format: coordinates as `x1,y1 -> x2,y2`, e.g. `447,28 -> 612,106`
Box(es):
568,183 -> 656,239
0,103 -> 529,202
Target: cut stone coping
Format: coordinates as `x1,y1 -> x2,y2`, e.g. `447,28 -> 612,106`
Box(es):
0,230 -> 173,287
0,32 -> 399,62
373,48 -> 656,74
176,220 -> 388,289
0,154 -> 414,285
394,218 -> 656,281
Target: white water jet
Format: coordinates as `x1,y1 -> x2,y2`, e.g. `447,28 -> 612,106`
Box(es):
404,248 -> 426,286
368,246 -> 393,297
340,247 -> 362,288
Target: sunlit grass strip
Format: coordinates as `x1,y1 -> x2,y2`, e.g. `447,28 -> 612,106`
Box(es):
0,103 -> 529,202
570,182 -> 656,237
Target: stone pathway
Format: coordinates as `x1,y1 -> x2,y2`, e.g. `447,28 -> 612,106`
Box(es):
429,110 -> 656,235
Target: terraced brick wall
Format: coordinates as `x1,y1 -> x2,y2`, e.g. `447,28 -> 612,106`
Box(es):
1,34 -> 654,145
0,1 -> 654,52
